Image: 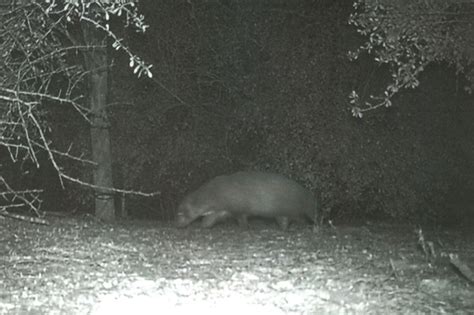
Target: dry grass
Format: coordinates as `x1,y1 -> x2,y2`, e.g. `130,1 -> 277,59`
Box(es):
0,217 -> 473,314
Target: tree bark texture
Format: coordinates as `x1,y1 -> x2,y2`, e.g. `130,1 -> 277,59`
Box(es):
82,20 -> 115,222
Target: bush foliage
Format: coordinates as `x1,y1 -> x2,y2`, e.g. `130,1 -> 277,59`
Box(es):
104,0 -> 474,224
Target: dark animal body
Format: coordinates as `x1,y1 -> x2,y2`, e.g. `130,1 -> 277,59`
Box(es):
176,171 -> 318,229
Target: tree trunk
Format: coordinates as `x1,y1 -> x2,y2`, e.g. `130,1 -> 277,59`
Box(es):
82,20 -> 115,222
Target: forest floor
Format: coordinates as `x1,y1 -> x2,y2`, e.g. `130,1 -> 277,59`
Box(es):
0,216 -> 473,314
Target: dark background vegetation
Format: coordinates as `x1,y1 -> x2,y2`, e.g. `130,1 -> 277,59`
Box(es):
42,0 -> 474,225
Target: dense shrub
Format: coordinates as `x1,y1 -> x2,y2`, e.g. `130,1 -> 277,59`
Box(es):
105,0 -> 473,223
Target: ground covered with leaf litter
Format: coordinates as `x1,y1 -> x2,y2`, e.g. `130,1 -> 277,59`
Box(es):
0,216 -> 473,314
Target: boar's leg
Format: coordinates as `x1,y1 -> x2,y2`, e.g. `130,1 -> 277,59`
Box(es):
236,215 -> 249,228
275,216 -> 290,230
202,212 -> 250,228
201,211 -> 232,228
